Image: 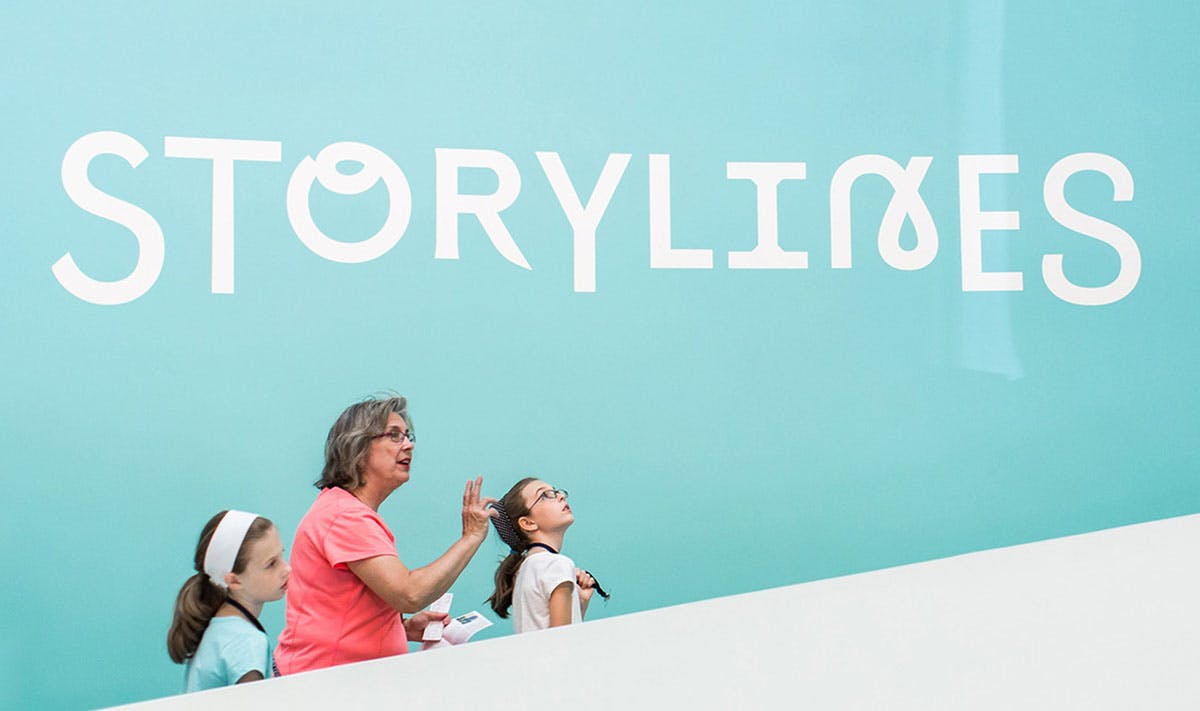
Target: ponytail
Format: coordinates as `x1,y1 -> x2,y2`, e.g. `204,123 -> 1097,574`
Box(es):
487,550 -> 524,618
486,477 -> 537,618
167,572 -> 227,662
166,511 -> 274,663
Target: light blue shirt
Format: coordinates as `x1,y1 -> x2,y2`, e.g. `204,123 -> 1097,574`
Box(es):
184,616 -> 271,692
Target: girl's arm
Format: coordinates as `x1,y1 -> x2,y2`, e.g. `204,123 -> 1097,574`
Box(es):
235,670 -> 264,684
548,582 -> 575,627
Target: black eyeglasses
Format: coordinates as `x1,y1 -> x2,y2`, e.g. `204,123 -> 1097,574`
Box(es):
530,488 -> 567,506
374,428 -> 415,445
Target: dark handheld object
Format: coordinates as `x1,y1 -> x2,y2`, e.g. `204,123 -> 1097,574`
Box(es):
584,570 -> 610,600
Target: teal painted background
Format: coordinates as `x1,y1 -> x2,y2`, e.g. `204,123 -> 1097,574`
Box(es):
2,2 -> 1197,708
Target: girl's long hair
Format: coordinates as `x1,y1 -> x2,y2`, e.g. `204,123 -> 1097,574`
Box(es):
486,477 -> 537,618
166,511 -> 273,663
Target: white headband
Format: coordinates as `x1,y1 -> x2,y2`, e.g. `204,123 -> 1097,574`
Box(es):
203,510 -> 260,589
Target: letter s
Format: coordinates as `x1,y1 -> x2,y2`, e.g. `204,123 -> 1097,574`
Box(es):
54,131 -> 164,305
1042,153 -> 1140,306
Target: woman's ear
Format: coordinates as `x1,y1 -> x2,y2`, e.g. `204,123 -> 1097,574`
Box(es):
224,572 -> 241,590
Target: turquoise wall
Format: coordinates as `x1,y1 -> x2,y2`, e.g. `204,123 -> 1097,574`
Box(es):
2,2 -> 1197,708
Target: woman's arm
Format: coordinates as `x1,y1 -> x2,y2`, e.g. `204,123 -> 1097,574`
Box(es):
235,670 -> 264,684
347,476 -> 495,613
348,535 -> 481,613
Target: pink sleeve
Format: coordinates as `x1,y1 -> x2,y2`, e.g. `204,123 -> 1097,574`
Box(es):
322,507 -> 398,568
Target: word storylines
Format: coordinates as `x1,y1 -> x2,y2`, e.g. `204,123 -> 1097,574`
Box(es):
56,132 -> 1138,306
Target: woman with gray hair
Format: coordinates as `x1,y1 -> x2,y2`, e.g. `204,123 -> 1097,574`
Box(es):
274,394 -> 496,674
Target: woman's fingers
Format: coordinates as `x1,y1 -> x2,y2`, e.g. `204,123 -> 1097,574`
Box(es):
461,476 -> 495,538
463,476 -> 485,508
424,610 -> 450,625
464,475 -> 482,503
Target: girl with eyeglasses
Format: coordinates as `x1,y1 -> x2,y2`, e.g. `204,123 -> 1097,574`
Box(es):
486,478 -> 607,632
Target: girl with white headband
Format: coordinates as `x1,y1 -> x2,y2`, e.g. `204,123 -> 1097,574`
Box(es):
167,510 -> 290,692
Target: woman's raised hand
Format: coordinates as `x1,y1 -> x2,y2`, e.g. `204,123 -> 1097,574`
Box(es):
462,475 -> 497,541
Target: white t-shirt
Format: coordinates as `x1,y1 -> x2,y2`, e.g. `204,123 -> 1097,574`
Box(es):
512,551 -> 581,633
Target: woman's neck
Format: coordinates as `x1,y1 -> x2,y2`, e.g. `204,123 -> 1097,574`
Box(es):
349,482 -> 389,511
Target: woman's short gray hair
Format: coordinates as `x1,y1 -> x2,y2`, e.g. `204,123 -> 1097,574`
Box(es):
314,394 -> 410,490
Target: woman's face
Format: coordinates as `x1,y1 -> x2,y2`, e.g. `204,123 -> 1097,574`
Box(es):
361,412 -> 415,490
519,479 -> 574,534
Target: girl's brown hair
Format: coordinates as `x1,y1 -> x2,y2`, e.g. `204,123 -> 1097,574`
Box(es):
485,477 -> 538,618
166,511 -> 273,663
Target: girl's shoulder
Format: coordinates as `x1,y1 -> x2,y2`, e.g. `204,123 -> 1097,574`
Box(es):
193,617 -> 266,661
206,615 -> 266,637
523,551 -> 576,572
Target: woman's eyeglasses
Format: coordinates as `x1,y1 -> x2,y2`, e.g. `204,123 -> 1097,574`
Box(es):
375,428 -> 415,445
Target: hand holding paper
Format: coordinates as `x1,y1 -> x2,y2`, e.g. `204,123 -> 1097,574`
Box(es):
421,593 -> 454,642
417,593 -> 493,651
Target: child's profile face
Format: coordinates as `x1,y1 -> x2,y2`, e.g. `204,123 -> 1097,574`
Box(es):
520,480 -> 574,533
232,526 -> 290,604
